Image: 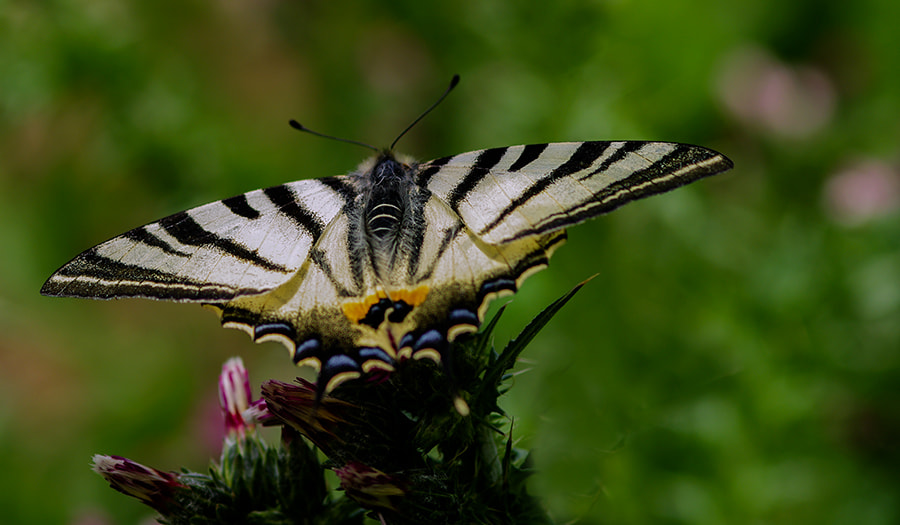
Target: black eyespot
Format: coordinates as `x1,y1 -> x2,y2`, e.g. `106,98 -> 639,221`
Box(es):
388,300 -> 412,322
360,298 -> 392,328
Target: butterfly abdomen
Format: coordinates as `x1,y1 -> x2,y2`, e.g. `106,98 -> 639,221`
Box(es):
361,154 -> 427,280
365,157 -> 408,243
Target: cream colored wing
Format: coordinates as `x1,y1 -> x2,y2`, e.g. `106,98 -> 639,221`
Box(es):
42,177 -> 357,301
418,141 -> 732,245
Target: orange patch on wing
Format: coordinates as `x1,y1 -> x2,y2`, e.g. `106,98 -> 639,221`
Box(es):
341,290 -> 389,323
392,285 -> 429,307
341,286 -> 430,323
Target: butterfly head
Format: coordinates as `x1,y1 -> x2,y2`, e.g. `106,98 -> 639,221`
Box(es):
354,152 -> 416,185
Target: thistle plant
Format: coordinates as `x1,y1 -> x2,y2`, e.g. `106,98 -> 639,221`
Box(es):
93,283 -> 585,524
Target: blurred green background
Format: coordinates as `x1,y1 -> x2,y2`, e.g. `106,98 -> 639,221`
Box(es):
3,0 -> 899,523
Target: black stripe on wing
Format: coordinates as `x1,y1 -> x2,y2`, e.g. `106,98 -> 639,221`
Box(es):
481,143 -> 731,241
415,155 -> 453,186
446,147 -> 507,209
309,246 -> 356,298
578,141 -> 643,180
222,195 -> 261,219
479,142 -> 617,238
413,222 -> 463,283
158,211 -> 289,273
122,226 -> 191,257
509,143 -> 548,172
402,189 -> 430,279
263,185 -> 325,240
40,249 -> 248,300
535,145 -> 731,234
317,176 -> 358,206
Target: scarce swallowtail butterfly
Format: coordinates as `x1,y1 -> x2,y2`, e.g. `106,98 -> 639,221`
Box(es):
42,77 -> 733,394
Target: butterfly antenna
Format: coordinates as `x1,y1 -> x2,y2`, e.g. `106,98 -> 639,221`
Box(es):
390,74 -> 460,151
289,119 -> 379,152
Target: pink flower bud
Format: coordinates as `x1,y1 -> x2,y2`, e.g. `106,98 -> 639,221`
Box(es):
218,357 -> 254,441
92,455 -> 184,513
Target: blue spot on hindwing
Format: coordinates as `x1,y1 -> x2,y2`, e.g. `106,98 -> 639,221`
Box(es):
323,354 -> 360,374
448,308 -> 479,326
414,329 -> 445,352
399,332 -> 416,349
254,322 -> 296,340
293,338 -> 322,364
358,347 -> 394,365
480,277 -> 516,297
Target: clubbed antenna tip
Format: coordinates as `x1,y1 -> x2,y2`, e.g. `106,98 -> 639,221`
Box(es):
288,119 -> 378,152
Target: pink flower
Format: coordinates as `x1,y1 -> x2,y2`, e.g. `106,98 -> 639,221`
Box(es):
824,159 -> 900,226
218,357 -> 255,442
717,46 -> 836,138
92,455 -> 184,514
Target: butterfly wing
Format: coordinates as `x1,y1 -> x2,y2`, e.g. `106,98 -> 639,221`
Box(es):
394,141 -> 732,353
418,141 -> 732,245
41,177 -> 357,301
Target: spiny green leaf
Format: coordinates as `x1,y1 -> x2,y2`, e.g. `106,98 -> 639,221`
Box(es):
501,277 -> 593,365
472,303 -> 507,358
474,278 -> 592,413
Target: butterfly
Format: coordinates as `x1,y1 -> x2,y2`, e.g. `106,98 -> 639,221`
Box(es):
42,89 -> 732,394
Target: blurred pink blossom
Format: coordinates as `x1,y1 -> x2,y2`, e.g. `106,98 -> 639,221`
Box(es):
824,159 -> 900,225
717,47 -> 836,138
68,510 -> 113,525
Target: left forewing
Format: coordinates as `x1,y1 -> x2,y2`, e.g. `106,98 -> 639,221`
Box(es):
41,177 -> 355,302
